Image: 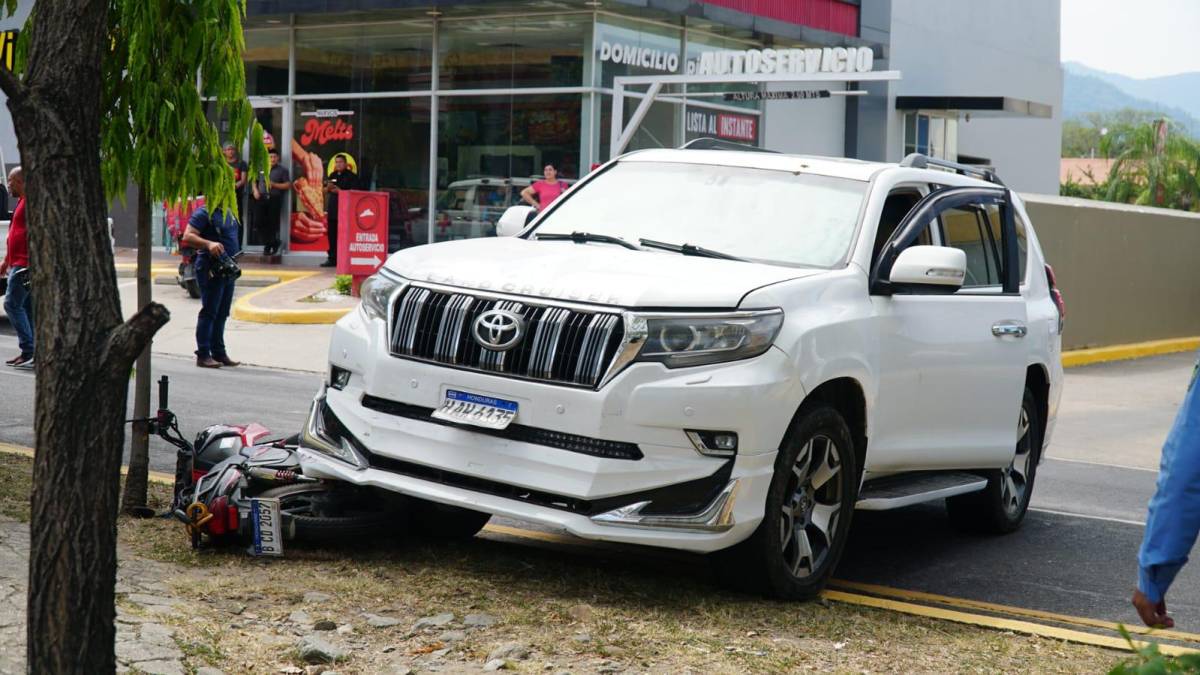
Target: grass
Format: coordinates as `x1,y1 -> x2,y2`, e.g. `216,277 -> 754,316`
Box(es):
0,453 -> 1128,673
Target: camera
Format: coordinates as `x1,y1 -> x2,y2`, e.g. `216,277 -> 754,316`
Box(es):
210,252 -> 243,280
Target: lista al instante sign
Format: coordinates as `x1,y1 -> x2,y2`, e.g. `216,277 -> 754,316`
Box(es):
599,42 -> 875,77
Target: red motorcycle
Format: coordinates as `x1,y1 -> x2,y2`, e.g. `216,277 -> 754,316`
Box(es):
140,376 -> 402,550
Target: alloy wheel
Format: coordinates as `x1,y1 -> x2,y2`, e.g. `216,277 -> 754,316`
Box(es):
1001,407 -> 1034,517
780,434 -> 843,579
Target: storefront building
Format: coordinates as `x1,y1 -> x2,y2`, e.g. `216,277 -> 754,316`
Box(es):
234,0 -> 899,257
0,1 -> 1061,253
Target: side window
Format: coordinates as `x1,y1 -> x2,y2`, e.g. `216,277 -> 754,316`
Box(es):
980,204 -> 1028,284
871,190 -> 923,268
939,205 -> 1003,288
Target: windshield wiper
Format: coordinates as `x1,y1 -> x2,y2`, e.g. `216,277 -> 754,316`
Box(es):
536,231 -> 641,251
639,238 -> 745,262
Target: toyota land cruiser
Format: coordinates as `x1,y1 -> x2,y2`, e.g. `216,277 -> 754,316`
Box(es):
298,146 -> 1065,599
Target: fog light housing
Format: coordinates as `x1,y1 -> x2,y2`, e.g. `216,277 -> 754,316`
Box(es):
330,365 -> 351,390
686,430 -> 739,457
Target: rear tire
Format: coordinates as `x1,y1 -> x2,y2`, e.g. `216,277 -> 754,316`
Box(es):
257,483 -> 404,543
946,387 -> 1041,534
180,263 -> 201,299
409,498 -> 491,540
713,405 -> 858,600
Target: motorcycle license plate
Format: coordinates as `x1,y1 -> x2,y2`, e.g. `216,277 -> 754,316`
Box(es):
250,497 -> 284,557
432,389 -> 518,430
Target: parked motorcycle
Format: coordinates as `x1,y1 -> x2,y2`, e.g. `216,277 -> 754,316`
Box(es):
137,375 -> 401,550
164,199 -> 201,299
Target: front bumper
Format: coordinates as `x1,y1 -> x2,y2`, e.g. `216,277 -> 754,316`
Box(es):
304,307 -> 799,552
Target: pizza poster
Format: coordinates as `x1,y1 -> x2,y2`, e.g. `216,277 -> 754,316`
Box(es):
290,106 -> 358,252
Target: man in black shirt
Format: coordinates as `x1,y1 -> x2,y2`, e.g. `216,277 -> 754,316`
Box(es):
322,153 -> 358,267
251,148 -> 292,255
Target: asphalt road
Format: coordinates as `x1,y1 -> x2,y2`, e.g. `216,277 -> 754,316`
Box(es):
1,319 -> 1197,630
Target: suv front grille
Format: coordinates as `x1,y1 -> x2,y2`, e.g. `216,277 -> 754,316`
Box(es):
361,395 -> 643,460
389,285 -> 626,388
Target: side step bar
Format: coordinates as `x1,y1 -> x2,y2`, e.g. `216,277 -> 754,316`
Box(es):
855,471 -> 988,511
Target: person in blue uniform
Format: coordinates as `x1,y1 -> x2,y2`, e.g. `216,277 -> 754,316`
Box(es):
182,203 -> 242,369
1132,357 -> 1200,628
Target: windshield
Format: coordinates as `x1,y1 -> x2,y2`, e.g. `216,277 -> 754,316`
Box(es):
531,161 -> 868,267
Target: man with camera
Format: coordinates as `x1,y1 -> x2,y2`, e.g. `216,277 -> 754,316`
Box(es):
182,202 -> 242,369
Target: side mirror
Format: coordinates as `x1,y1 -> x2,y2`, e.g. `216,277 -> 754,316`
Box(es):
496,205 -> 535,237
888,245 -> 966,294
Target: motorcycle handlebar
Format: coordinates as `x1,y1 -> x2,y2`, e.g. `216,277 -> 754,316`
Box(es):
158,375 -> 169,411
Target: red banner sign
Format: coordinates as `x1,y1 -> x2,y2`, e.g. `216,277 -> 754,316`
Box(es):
337,190 -> 390,282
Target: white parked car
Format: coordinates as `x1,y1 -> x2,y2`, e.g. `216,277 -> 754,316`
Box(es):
299,146 -> 1066,599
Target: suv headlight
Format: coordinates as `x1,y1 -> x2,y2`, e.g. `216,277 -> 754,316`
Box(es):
359,270 -> 402,321
633,309 -> 783,368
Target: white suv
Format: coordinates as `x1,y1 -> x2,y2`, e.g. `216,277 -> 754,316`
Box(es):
300,147 -> 1066,599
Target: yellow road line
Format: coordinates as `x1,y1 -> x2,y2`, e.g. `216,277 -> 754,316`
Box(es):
0,442 -> 174,484
230,273 -> 353,324
830,579 -> 1200,644
822,589 -> 1195,656
1062,337 -> 1200,368
114,263 -> 313,281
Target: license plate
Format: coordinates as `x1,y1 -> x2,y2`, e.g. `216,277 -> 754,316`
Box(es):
250,497 -> 284,557
432,389 -> 519,430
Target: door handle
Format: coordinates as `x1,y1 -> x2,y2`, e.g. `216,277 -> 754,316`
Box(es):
992,321 -> 1027,338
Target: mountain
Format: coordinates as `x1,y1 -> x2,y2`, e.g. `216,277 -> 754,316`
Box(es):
1062,66 -> 1200,137
1065,62 -> 1200,123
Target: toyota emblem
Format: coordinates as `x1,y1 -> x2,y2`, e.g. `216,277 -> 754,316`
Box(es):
472,309 -> 526,351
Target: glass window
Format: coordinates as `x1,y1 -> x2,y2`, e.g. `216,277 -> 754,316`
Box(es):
433,94 -> 582,243
903,113 -> 917,156
533,161 -> 868,268
981,203 -> 1028,282
245,29 -> 289,96
439,14 -> 588,90
940,206 -> 1002,287
683,26 -> 760,110
289,98 -> 432,254
295,20 -> 433,94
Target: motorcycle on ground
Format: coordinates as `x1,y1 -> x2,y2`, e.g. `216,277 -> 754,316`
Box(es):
135,375 -> 402,550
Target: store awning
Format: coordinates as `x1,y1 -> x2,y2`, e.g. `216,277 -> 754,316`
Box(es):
895,96 -> 1052,119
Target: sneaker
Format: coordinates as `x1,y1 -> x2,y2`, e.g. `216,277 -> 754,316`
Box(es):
4,354 -> 22,365
10,354 -> 34,369
319,258 -> 336,268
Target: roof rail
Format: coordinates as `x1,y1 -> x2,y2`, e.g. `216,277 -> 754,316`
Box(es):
680,138 -> 779,154
899,153 -> 1004,186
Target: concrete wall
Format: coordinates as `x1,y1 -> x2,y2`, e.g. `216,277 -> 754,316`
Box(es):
1022,193 -> 1200,350
887,0 -> 1063,194
763,86 -> 846,156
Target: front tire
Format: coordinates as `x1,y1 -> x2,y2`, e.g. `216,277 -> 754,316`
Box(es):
409,498 -> 491,540
257,483 -> 405,543
714,406 -> 858,600
946,387 -> 1041,534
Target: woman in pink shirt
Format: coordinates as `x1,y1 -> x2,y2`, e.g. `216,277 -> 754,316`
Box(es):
521,164 -> 569,210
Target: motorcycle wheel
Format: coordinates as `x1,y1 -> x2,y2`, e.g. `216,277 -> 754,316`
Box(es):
179,263 -> 201,299
256,483 -> 403,543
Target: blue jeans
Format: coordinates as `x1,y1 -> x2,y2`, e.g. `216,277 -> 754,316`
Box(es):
195,270 -> 235,360
4,266 -> 33,357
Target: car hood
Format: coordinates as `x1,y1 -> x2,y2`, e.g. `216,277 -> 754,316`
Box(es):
384,237 -> 822,308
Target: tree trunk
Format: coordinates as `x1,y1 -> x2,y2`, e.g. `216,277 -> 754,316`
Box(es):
0,1 -> 170,672
121,187 -> 153,514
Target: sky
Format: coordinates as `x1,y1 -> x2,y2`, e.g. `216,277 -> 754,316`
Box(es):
1061,0 -> 1200,78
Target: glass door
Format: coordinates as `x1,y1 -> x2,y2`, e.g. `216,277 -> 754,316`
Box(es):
247,98 -> 286,252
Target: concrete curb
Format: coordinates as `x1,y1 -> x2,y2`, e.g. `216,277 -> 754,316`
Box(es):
114,263 -> 313,281
230,273 -> 354,325
0,442 -> 175,484
1062,337 -> 1200,368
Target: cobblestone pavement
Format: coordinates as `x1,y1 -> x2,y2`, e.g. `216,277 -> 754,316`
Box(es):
0,517 -> 219,675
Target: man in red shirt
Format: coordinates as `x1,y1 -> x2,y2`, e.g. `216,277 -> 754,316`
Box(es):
520,164 -> 570,211
1,166 -> 32,367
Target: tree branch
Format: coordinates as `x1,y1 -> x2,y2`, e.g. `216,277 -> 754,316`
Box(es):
0,65 -> 25,103
103,302 -> 170,369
